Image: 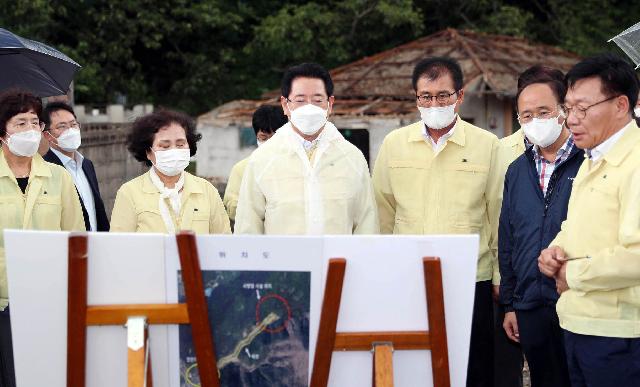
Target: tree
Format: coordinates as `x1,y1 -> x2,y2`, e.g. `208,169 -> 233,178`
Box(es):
243,0 -> 423,98
1,0 -> 638,115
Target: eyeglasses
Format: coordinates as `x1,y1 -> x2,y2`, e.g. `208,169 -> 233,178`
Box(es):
561,95 -> 620,120
10,119 -> 45,132
416,91 -> 458,105
517,108 -> 562,124
286,97 -> 328,108
52,121 -> 81,131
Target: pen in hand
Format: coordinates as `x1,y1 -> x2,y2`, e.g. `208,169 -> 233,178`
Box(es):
558,255 -> 590,262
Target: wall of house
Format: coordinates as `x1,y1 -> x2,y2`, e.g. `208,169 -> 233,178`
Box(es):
458,94 -> 510,138
195,123 -> 256,187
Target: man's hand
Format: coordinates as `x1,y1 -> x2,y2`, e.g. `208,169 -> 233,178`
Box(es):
538,246 -> 567,277
555,262 -> 569,294
492,285 -> 500,303
503,311 -> 520,343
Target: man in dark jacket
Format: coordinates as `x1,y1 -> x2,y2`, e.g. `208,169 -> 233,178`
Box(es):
42,102 -> 109,231
499,65 -> 581,387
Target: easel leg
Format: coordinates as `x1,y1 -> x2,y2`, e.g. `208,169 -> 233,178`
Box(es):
423,257 -> 451,387
146,337 -> 153,387
372,343 -> 394,387
127,317 -> 150,387
67,233 -> 88,387
176,232 -> 220,387
310,258 -> 347,387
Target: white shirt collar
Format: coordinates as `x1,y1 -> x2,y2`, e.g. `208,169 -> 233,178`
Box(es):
294,131 -> 320,151
421,116 -> 457,152
586,120 -> 633,163
50,147 -> 84,166
290,122 -> 339,151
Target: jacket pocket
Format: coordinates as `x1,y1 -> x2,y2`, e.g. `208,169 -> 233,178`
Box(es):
33,195 -> 62,224
388,160 -> 425,210
451,210 -> 482,233
190,213 -> 211,233
136,209 -> 164,232
446,164 -> 489,226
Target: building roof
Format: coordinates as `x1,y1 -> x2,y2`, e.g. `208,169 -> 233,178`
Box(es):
200,28 -> 580,124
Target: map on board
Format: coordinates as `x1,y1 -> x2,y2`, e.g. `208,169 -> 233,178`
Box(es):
178,270 -> 311,387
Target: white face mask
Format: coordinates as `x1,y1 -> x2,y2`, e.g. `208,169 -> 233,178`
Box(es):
522,115 -> 564,148
418,103 -> 457,130
152,148 -> 191,176
56,127 -> 82,151
288,103 -> 328,136
256,139 -> 265,147
634,106 -> 640,118
2,130 -> 42,157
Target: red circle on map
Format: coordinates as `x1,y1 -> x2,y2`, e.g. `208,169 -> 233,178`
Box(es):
255,293 -> 292,334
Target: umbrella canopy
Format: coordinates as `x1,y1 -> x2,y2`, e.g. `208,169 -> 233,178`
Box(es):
609,21 -> 640,69
0,28 -> 81,97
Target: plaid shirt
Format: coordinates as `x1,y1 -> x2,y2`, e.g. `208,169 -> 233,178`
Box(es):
532,136 -> 574,196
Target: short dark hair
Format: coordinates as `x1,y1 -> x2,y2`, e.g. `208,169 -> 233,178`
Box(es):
0,89 -> 43,137
281,63 -> 334,98
127,109 -> 202,166
43,101 -> 76,130
516,65 -> 567,107
566,53 -> 639,113
412,57 -> 464,92
252,105 -> 288,135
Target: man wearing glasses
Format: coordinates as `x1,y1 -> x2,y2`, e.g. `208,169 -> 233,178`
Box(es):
43,102 -> 109,232
235,62 -> 378,235
499,65 -> 581,387
538,53 -> 640,387
372,56 -> 502,387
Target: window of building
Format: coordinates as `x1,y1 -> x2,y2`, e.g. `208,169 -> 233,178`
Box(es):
339,129 -> 370,166
240,127 -> 257,148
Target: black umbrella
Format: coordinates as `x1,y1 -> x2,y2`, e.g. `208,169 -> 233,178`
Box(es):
0,28 -> 81,97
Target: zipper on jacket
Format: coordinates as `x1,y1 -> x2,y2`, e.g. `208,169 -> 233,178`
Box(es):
538,147 -> 582,303
542,147 -> 582,216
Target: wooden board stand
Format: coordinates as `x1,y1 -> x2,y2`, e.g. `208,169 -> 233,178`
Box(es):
66,231 -> 220,387
67,232 -> 449,387
310,257 -> 450,387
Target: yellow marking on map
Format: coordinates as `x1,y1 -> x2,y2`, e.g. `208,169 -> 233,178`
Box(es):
217,312 -> 280,369
183,312 -> 280,387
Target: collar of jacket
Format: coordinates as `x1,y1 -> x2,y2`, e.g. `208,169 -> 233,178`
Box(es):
524,136 -> 583,164
600,120 -> 640,167
282,121 -> 342,150
407,117 -> 466,147
503,129 -> 526,149
141,170 -> 203,196
0,151 -> 52,178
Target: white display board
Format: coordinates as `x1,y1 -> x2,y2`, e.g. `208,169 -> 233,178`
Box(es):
5,230 -> 478,387
323,235 -> 477,387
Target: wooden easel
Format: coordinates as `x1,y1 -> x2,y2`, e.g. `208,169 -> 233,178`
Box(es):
66,231 -> 220,387
310,257 -> 450,387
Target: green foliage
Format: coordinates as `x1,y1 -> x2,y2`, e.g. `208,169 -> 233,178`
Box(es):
1,0 -> 639,115
243,0 -> 423,98
547,0 -> 638,57
476,5 -> 534,38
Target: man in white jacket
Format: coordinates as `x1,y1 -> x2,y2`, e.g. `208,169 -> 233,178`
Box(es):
235,63 -> 378,235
